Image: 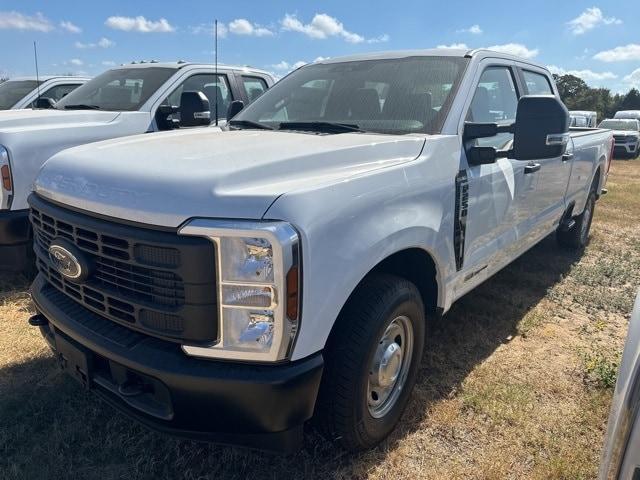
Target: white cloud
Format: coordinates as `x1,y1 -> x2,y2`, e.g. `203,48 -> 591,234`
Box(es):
593,44 -> 640,62
228,18 -> 273,37
102,60 -> 117,67
281,13 -> 374,44
0,11 -> 53,32
105,16 -> 174,33
487,43 -> 539,59
75,37 -> 115,49
458,24 -> 482,34
547,65 -> 618,85
567,7 -> 621,35
367,34 -> 390,44
190,22 -> 228,38
69,58 -> 83,66
623,68 -> 640,89
436,43 -> 469,50
60,20 -> 81,33
272,60 -> 307,71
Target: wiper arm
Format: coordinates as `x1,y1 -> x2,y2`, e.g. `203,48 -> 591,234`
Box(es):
279,121 -> 365,133
63,104 -> 102,110
228,119 -> 274,130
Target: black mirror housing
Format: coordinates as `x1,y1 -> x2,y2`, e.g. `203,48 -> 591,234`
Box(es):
512,95 -> 569,161
227,100 -> 245,120
34,97 -> 56,109
180,91 -> 211,127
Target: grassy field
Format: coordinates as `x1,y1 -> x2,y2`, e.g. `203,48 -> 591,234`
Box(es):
1,160 -> 639,480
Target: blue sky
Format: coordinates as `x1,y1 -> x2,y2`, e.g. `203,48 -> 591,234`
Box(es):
0,1 -> 639,93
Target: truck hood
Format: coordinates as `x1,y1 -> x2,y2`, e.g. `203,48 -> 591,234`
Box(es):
0,108 -> 121,132
611,129 -> 640,137
35,128 -> 426,227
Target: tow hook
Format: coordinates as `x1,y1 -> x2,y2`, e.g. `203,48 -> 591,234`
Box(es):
28,314 -> 48,326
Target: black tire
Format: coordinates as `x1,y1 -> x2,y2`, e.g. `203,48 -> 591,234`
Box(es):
557,190 -> 596,250
315,273 -> 426,451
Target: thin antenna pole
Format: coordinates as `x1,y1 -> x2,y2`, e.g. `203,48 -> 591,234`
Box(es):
33,41 -> 41,109
214,19 -> 219,126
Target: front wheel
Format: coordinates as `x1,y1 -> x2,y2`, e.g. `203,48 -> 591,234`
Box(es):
557,190 -> 596,250
315,274 -> 425,451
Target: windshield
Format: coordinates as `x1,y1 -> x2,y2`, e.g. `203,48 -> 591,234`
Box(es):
55,67 -> 177,111
232,56 -> 468,135
0,80 -> 40,109
599,120 -> 640,131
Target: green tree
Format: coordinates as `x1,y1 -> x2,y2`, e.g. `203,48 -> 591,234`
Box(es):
619,88 -> 640,111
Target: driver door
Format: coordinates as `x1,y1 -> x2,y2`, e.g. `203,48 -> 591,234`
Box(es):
455,63 -> 538,295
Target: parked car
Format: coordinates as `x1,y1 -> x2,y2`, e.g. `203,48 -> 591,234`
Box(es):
614,111 -> 640,121
571,110 -> 597,128
0,76 -> 89,111
599,118 -> 640,159
28,49 -> 613,452
600,291 -> 640,480
0,62 -> 274,271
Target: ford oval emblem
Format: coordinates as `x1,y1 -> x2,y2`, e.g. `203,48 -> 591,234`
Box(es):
48,240 -> 87,281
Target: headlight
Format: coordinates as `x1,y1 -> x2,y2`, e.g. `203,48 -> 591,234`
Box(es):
0,145 -> 13,209
179,219 -> 300,362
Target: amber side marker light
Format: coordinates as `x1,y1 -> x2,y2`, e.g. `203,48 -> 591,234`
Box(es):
286,265 -> 299,320
1,165 -> 11,191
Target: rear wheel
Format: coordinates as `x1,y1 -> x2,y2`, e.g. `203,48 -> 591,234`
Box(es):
315,274 -> 425,451
557,190 -> 596,250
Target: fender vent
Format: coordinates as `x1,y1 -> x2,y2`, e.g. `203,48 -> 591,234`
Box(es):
454,170 -> 469,271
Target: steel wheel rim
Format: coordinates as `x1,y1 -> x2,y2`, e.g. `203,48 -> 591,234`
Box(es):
367,315 -> 414,418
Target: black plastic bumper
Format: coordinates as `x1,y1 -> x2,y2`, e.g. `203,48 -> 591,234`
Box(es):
0,209 -> 32,271
31,275 -> 323,452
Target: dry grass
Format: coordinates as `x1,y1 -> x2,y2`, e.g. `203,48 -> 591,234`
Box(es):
1,160 -> 639,480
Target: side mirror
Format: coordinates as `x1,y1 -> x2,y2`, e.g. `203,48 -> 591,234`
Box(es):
512,95 -> 569,161
34,97 -> 56,109
227,100 -> 245,120
179,91 -> 210,127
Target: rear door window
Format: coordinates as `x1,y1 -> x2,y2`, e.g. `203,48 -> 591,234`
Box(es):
522,70 -> 553,95
241,76 -> 268,103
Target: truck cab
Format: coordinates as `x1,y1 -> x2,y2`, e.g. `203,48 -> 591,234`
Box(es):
0,76 -> 89,111
0,62 -> 274,271
28,49 -> 611,452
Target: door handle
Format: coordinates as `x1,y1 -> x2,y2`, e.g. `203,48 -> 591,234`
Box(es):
524,163 -> 541,174
562,153 -> 574,162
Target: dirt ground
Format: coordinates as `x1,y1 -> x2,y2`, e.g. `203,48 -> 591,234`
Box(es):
1,160 -> 638,480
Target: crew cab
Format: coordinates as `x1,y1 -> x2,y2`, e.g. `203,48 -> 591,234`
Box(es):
0,62 -> 273,270
599,118 -> 640,158
0,76 -> 89,110
28,49 -> 613,452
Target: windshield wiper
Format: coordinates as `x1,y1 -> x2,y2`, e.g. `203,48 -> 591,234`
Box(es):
279,121 -> 365,134
228,119 -> 274,130
62,104 -> 102,110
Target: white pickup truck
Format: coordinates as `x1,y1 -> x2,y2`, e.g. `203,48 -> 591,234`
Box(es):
0,62 -> 274,270
28,49 -> 613,452
0,76 -> 89,110
599,118 -> 640,158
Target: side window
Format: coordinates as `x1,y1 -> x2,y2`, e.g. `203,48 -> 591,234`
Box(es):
161,73 -> 232,118
32,84 -> 80,106
241,76 -> 268,103
522,70 -> 553,95
467,66 -> 519,149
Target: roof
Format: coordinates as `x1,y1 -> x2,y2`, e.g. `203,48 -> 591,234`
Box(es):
116,61 -> 271,76
315,48 -> 546,68
5,75 -> 91,82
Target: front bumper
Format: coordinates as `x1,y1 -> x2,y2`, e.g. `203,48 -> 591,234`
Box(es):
0,209 -> 32,270
614,142 -> 639,155
31,274 -> 323,452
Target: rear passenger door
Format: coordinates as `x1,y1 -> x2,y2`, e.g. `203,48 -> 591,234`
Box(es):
518,68 -> 571,232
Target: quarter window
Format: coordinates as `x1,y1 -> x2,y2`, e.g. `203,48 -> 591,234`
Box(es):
522,70 -> 553,95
